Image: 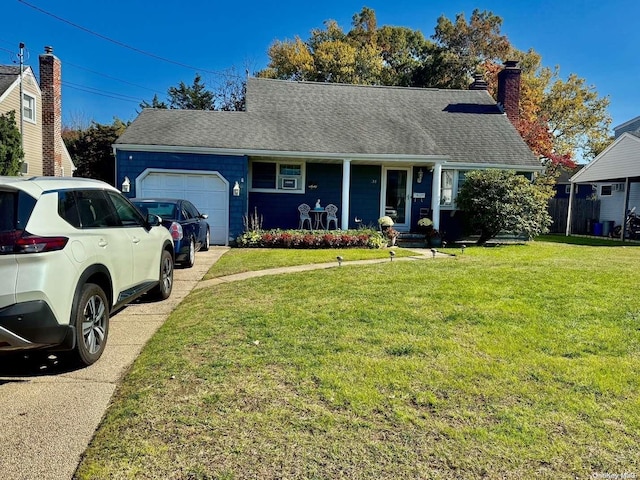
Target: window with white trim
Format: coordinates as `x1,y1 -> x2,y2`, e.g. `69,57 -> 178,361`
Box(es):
600,185 -> 612,196
250,160 -> 304,192
22,93 -> 36,123
440,170 -> 468,208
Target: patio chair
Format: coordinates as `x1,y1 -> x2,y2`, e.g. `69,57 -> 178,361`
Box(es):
325,203 -> 339,229
298,203 -> 312,229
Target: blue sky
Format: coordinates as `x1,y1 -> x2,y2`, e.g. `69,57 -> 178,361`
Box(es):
2,0 -> 638,131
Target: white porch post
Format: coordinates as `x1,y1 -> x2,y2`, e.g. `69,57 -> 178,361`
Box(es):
431,163 -> 442,230
621,177 -> 631,241
341,159 -> 351,230
565,182 -> 575,236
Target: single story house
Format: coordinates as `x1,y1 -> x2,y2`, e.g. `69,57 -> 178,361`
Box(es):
568,117 -> 640,237
114,62 -> 541,245
0,46 -> 74,176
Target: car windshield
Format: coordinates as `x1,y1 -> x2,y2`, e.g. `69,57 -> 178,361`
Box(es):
134,202 -> 177,220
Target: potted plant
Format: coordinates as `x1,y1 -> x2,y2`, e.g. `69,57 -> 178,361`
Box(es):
378,216 -> 398,246
417,217 -> 433,232
385,226 -> 399,246
378,216 -> 395,228
426,227 -> 442,247
417,218 -> 442,246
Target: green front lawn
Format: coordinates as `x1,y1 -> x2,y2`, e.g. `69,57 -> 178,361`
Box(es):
77,242 -> 640,479
203,247 -> 416,279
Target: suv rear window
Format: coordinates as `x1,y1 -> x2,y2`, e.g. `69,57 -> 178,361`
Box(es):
0,191 -> 16,232
0,189 -> 37,253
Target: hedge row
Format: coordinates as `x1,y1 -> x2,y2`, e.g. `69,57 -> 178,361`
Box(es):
236,229 -> 387,249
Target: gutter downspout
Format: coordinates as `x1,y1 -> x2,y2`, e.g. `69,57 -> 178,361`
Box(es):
341,159 -> 351,230
565,182 -> 575,236
431,163 -> 442,230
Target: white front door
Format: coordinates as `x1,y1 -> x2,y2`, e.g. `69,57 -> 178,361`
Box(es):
382,167 -> 411,230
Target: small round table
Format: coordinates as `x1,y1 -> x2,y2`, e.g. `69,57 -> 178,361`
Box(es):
311,209 -> 326,229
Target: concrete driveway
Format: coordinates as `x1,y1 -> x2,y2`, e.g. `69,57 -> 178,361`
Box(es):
0,247 -> 228,480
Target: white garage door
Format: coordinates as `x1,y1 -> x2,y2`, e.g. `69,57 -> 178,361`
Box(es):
137,169 -> 228,245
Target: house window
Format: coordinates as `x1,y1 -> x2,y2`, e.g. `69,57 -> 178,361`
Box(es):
23,93 -> 36,123
440,170 -> 467,208
601,185 -> 612,196
565,185 -> 571,194
250,160 -> 304,192
440,170 -> 454,206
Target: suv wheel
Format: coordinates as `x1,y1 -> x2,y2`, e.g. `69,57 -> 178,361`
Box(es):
152,249 -> 174,299
73,283 -> 109,366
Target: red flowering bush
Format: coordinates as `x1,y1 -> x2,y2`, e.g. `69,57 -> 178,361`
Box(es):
236,228 -> 386,249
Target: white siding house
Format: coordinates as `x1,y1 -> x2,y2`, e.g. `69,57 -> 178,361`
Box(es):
569,132 -> 640,236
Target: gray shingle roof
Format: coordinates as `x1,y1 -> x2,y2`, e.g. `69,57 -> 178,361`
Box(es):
116,77 -> 539,167
0,66 -> 20,97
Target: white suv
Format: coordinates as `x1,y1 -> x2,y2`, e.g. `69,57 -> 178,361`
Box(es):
0,176 -> 175,366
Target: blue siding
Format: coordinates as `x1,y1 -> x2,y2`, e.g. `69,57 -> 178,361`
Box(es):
349,165 -> 382,229
116,150 -> 248,241
554,183 -> 593,199
249,163 -> 343,230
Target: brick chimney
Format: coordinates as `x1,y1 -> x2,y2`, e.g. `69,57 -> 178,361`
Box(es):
497,60 -> 521,125
39,46 -> 63,177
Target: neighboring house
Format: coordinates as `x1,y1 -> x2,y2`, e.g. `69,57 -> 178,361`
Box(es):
0,46 -> 74,176
569,124 -> 640,236
115,62 -> 541,245
553,165 -> 593,200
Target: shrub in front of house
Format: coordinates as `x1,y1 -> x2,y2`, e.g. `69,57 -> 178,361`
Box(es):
236,228 -> 387,249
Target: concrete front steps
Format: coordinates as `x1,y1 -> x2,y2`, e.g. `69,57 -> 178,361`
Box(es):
395,232 -> 428,248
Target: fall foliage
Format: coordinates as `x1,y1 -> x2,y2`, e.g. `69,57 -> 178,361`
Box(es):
258,8 -> 611,166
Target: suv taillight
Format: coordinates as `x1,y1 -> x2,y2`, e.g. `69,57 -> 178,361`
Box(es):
169,222 -> 183,241
14,233 -> 69,254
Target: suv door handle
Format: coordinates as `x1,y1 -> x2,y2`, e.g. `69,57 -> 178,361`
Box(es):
98,239 -> 108,247
132,236 -> 141,244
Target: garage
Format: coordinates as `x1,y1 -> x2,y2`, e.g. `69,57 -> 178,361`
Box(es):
136,168 -> 229,245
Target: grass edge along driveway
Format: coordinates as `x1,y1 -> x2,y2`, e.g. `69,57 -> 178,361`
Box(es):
77,242 -> 640,479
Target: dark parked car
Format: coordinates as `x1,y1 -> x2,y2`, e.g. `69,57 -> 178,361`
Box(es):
131,198 -> 210,268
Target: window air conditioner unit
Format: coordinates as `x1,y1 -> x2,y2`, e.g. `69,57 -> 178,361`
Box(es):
613,183 -> 625,192
280,177 -> 298,190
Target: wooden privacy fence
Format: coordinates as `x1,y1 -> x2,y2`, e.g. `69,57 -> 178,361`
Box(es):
548,198 -> 600,234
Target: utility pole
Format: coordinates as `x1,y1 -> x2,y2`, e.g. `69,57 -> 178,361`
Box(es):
18,42 -> 25,156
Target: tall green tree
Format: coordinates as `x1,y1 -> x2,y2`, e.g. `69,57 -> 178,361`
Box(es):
139,94 -> 168,109
414,9 -> 510,89
456,170 -> 553,244
258,7 -> 612,164
0,111 -> 24,176
166,74 -> 215,110
140,71 -> 246,112
0,110 -> 24,175
63,119 -> 128,185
